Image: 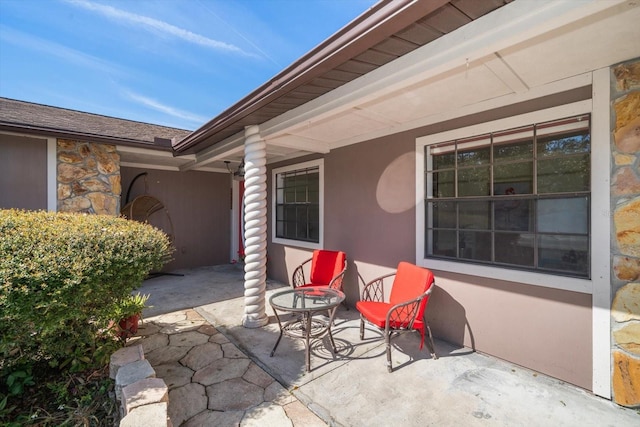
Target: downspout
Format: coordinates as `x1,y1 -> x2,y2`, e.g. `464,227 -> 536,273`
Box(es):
241,125 -> 269,328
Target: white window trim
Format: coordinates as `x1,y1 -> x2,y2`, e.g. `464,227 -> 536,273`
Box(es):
415,99 -> 596,295
271,159 -> 324,250
590,67 -> 612,399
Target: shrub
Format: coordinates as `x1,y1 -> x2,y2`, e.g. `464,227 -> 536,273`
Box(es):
0,209 -> 172,376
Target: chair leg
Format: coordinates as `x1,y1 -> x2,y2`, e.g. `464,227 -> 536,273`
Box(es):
270,310 -> 283,357
359,318 -> 365,340
270,330 -> 283,357
425,324 -> 438,360
385,331 -> 393,373
327,326 -> 338,354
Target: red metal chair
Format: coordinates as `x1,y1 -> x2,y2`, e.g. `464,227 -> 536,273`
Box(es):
291,250 -> 347,292
356,262 -> 437,372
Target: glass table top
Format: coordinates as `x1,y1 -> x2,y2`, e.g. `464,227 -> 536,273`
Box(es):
269,287 -> 345,312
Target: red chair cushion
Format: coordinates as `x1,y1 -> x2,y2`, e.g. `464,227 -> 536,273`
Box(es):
357,301 -> 427,348
309,250 -> 346,286
389,262 -> 433,305
355,301 -> 413,329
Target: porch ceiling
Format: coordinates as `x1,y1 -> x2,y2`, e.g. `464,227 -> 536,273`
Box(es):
259,0 -> 639,152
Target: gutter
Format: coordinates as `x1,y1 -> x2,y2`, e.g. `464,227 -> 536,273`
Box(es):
173,0 -> 450,154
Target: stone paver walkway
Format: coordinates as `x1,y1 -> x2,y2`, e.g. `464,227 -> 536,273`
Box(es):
127,308 -> 327,427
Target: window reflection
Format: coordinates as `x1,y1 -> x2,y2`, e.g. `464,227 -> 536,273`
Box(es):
425,114 -> 591,278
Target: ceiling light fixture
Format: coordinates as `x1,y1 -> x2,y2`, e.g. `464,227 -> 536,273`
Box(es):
225,160 -> 245,181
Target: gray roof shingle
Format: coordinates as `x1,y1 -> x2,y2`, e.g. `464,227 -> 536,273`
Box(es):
0,97 -> 192,149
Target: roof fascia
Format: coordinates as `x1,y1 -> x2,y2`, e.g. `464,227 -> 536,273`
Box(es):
117,145 -> 195,159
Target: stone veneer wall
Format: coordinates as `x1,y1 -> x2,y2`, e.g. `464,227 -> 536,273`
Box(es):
610,58 -> 640,407
57,139 -> 121,215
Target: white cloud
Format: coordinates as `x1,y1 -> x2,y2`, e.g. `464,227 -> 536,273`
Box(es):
64,0 -> 257,57
122,89 -> 208,125
194,0 -> 281,68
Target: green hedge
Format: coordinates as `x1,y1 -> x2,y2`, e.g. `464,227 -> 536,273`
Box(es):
0,209 -> 172,375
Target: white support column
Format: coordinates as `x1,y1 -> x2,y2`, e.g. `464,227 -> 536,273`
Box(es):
241,125 -> 269,328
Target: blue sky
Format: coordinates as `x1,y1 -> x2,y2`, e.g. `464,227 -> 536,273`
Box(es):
0,0 -> 377,130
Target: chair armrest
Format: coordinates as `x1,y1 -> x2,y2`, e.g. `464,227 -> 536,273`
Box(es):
328,268 -> 347,292
328,256 -> 347,291
291,258 -> 313,289
384,288 -> 432,332
361,272 -> 396,302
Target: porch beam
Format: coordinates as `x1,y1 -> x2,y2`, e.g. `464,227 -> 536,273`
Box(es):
266,134 -> 330,153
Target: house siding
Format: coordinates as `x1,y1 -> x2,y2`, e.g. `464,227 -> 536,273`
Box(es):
0,133 -> 47,210
0,131 -> 230,271
121,167 -> 231,270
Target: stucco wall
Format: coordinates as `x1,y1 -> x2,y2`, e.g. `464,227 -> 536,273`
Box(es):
431,272 -> 592,390
121,167 -> 231,271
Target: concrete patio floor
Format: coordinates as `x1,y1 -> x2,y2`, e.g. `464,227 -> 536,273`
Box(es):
138,265 -> 639,427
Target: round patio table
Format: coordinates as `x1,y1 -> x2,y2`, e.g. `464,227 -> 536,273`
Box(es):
269,287 -> 345,372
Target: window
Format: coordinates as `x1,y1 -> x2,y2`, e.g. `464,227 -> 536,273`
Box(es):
272,160 -> 323,248
424,114 -> 590,278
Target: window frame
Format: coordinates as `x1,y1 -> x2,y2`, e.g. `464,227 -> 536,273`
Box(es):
271,159 -> 324,249
416,101 -> 597,294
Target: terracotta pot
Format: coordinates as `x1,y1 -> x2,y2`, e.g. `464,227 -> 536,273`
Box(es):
118,314 -> 140,339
